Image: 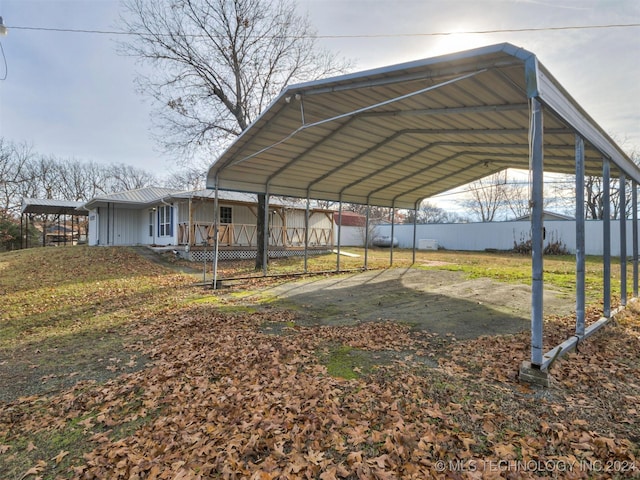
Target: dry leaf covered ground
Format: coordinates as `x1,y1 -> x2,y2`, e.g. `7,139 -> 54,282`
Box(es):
0,246 -> 638,479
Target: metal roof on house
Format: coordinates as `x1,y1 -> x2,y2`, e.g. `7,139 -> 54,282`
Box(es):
167,189 -> 333,210
167,189 -> 258,203
82,187 -> 181,209
206,42 -> 639,209
21,198 -> 88,215
513,210 -> 574,221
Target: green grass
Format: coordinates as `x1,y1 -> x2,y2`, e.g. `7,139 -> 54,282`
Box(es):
320,344 -> 375,380
0,246 -> 196,350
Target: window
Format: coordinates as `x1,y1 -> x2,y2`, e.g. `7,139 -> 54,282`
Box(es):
148,210 -> 154,237
157,205 -> 173,237
220,206 -> 232,224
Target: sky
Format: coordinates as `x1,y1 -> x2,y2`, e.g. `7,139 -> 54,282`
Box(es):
1,0 -> 639,187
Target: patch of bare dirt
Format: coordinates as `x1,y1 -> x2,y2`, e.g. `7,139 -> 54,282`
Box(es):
264,268 -> 574,339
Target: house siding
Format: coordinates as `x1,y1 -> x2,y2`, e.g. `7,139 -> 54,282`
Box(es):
90,205 -> 177,246
96,206 -> 141,246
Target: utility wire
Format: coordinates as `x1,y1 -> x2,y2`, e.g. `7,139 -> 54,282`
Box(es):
0,40 -> 7,80
6,23 -> 640,37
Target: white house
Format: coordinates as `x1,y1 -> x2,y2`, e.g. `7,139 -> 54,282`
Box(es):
83,187 -> 334,261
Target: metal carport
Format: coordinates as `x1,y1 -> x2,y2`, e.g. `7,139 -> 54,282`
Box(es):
20,198 -> 88,248
206,43 -> 640,382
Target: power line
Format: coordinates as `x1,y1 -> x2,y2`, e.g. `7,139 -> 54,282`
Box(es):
0,41 -> 7,80
6,22 -> 640,38
312,23 -> 640,39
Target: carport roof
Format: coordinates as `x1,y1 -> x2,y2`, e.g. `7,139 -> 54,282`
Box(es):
21,198 -> 88,216
206,42 -> 638,209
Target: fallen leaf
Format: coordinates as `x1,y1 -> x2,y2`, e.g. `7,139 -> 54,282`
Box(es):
52,450 -> 69,464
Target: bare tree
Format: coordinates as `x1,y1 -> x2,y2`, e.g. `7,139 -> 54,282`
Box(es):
558,173 -> 622,220
580,142 -> 639,220
54,159 -> 108,202
503,178 -> 530,219
120,0 -> 350,270
464,171 -> 508,222
404,201 -> 449,224
164,166 -> 207,191
0,140 -> 35,214
19,155 -> 61,200
106,163 -> 158,192
0,138 -> 159,216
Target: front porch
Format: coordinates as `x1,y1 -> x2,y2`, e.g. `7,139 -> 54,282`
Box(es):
177,222 -> 333,249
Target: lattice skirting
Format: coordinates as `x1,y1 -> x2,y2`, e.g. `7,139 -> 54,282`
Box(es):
186,248 -> 332,262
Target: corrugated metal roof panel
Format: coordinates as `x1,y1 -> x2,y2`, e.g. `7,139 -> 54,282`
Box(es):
90,187 -> 181,205
21,198 -> 87,215
206,42 -> 637,209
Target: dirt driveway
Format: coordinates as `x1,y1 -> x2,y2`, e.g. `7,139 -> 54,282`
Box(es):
263,268 -> 574,339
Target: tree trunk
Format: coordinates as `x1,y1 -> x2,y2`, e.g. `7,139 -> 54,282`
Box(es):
255,194 -> 267,271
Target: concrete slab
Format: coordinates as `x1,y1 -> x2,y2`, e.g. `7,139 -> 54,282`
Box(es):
263,268 -> 574,340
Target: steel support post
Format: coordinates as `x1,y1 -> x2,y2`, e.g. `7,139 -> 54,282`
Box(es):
364,204 -> 370,270
389,206 -> 395,266
575,135 -> 586,337
633,182 -> 638,297
620,173 -> 627,306
336,199 -> 343,272
304,196 -> 310,273
530,98 -> 544,367
412,203 -> 418,265
603,158 -> 611,317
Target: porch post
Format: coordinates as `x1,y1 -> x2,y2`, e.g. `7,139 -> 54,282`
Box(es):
620,172 -> 627,306
603,157 -> 611,317
336,197 -> 343,272
633,181 -> 638,297
529,97 -> 544,368
20,213 -> 24,249
575,135 -> 585,337
263,189 -> 270,276
213,181 -> 220,289
188,196 -> 193,246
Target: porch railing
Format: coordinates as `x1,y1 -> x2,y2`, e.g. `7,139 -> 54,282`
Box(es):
177,222 -> 333,248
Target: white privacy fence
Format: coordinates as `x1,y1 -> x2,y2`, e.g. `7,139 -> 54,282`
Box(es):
337,220 -> 638,256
